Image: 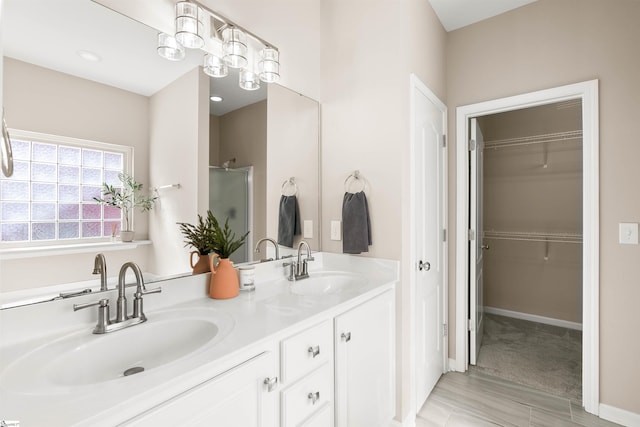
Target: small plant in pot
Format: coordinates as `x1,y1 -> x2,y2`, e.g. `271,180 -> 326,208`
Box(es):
206,210 -> 249,299
93,172 -> 156,242
177,213 -> 216,275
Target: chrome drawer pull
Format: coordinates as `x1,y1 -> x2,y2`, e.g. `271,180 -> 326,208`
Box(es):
341,332 -> 351,342
263,376 -> 278,392
308,391 -> 320,404
308,345 -> 320,358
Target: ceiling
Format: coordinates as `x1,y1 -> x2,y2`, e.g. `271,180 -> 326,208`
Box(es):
428,0 -> 539,32
4,0 -> 539,113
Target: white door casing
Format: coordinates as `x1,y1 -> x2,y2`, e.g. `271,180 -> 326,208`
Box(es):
410,74 -> 447,412
469,118 -> 484,365
454,80 -> 599,414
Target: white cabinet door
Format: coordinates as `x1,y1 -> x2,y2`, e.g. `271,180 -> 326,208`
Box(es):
123,351 -> 279,427
334,289 -> 395,427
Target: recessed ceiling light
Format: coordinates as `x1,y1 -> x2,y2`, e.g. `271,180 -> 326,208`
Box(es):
76,50 -> 102,62
210,95 -> 223,102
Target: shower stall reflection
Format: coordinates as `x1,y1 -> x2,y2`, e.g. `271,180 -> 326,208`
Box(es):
209,165 -> 253,264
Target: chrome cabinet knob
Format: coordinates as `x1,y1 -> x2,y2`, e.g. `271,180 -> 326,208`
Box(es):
263,376 -> 278,392
481,244 -> 490,250
308,345 -> 320,358
308,391 -> 320,404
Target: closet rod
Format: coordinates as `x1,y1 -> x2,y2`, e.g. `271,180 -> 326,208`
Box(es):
483,230 -> 582,244
484,130 -> 582,150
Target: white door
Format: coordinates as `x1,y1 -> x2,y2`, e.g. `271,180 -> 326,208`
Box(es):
469,118 -> 484,365
411,77 -> 446,409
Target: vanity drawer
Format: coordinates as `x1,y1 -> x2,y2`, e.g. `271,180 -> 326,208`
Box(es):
281,319 -> 332,383
281,363 -> 332,427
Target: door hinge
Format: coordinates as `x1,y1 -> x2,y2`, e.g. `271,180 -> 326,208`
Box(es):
468,139 -> 476,151
443,229 -> 447,242
468,229 -> 475,241
442,134 -> 447,148
468,319 -> 474,332
443,323 -> 448,337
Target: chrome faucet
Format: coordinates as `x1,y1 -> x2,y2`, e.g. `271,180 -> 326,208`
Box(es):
92,253 -> 108,291
74,261 -> 161,334
284,240 -> 314,281
255,237 -> 280,262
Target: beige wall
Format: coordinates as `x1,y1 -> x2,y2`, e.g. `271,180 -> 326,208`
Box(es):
148,67 -> 209,276
216,100 -> 268,246
320,0 -> 446,421
446,0 -> 640,413
480,105 -> 583,323
1,58 -> 151,292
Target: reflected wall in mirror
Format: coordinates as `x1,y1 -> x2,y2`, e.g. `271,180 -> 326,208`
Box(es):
0,0 -> 320,301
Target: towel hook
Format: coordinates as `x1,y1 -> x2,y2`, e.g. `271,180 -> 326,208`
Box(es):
281,177 -> 298,196
344,170 -> 366,193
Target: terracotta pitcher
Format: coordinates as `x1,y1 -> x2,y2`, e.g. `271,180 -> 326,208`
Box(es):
209,254 -> 239,299
190,251 -> 210,275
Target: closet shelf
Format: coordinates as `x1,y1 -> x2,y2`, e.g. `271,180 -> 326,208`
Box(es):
483,230 -> 582,244
484,130 -> 582,150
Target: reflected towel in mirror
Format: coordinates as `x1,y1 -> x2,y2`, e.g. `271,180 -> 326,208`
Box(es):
342,191 -> 371,254
278,195 -> 301,247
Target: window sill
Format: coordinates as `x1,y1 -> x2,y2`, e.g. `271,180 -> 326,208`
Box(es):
0,240 -> 151,260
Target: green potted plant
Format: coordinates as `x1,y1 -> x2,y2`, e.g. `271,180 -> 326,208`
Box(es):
93,172 -> 156,242
206,210 -> 249,299
177,213 -> 215,274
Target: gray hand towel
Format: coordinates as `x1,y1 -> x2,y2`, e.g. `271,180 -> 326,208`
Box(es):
278,195 -> 301,248
342,191 -> 371,254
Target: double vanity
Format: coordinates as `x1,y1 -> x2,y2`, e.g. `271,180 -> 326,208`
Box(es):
0,253 -> 397,426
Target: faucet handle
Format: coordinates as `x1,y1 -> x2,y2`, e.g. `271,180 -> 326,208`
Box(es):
73,298 -> 111,334
139,286 -> 162,296
73,298 -> 109,312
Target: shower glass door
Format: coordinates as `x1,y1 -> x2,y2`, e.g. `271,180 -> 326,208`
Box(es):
209,166 -> 252,264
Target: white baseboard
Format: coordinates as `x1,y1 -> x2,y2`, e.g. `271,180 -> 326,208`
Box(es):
448,358 -> 461,372
600,403 -> 640,427
390,417 -> 415,427
484,306 -> 582,331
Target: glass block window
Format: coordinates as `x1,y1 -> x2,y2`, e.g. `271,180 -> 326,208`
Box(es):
0,131 -> 131,244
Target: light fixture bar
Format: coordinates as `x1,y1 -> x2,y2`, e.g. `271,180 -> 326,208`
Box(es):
189,0 -> 278,52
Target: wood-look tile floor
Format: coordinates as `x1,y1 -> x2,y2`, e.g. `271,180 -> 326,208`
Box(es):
417,370 -> 622,427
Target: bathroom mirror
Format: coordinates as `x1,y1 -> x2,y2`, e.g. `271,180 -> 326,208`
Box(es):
0,0 -> 320,303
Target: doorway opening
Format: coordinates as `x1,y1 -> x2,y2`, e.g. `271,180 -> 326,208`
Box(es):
473,102 -> 583,401
454,80 -> 599,414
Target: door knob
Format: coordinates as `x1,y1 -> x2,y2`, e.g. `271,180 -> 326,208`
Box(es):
418,260 -> 431,271
481,245 -> 490,250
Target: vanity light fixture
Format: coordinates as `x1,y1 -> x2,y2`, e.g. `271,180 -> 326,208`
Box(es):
175,1 -> 204,49
159,0 -> 280,91
222,27 -> 248,69
203,53 -> 228,78
239,69 -> 260,91
259,47 -> 280,83
157,32 -> 186,61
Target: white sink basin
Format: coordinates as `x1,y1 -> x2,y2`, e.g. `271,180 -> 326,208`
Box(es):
1,307 -> 233,394
290,271 -> 367,296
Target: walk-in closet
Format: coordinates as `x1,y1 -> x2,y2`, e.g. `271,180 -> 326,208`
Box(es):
474,100 -> 584,401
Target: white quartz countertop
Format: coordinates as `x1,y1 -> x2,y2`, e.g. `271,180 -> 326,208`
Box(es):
0,253 -> 398,426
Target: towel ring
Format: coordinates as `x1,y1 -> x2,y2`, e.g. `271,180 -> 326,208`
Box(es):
281,178 -> 298,196
344,171 -> 366,193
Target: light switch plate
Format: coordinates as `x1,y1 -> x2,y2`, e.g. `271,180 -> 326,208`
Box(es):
619,222 -> 639,245
331,220 -> 341,241
303,220 -> 313,238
